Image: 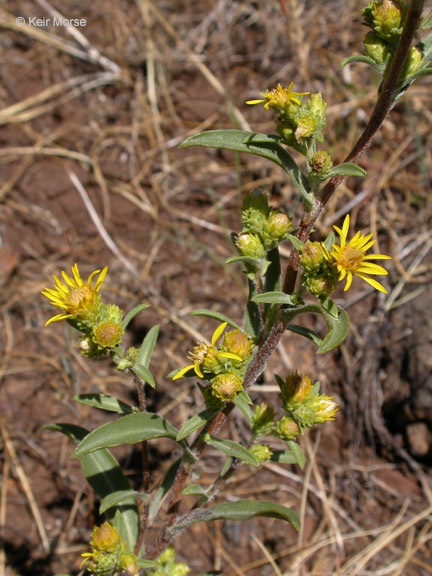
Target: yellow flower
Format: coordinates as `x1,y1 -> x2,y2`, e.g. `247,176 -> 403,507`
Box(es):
322,215 -> 391,293
246,82 -> 309,110
172,322 -> 242,380
41,263 -> 107,326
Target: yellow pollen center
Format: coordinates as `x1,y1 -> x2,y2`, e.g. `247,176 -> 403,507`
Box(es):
66,285 -> 91,305
337,246 -> 364,272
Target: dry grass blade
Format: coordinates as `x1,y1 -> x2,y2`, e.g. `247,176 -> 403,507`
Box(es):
1,426 -> 50,554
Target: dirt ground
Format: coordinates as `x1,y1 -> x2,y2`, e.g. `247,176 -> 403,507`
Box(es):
1,0 -> 432,575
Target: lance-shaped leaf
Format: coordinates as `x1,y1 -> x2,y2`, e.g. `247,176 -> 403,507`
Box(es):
176,407 -> 219,442
173,500 -> 300,532
326,163 -> 366,178
99,490 -> 146,514
136,324 -> 159,368
341,54 -> 384,73
72,413 -> 178,458
204,434 -> 259,466
74,393 -> 136,415
233,391 -> 253,425
122,304 -> 149,331
252,291 -> 295,305
179,130 -> 312,208
131,363 -> 155,388
191,309 -> 240,330
46,424 -> 139,550
286,440 -> 305,469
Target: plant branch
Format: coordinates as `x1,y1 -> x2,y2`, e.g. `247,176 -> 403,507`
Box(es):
135,375 -> 150,555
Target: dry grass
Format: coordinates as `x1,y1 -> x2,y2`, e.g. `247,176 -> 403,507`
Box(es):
0,0 -> 432,574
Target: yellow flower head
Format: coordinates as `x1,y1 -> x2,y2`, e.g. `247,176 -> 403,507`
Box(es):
322,215 -> 391,293
41,263 -> 107,326
246,82 -> 309,111
172,322 -> 242,380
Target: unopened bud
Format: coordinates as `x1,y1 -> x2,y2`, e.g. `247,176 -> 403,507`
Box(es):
90,522 -> 120,552
236,233 -> 266,258
211,372 -> 242,401
403,46 -> 422,76
372,0 -> 402,37
118,552 -> 139,575
300,242 -> 326,272
92,321 -> 123,348
295,116 -> 316,142
265,211 -> 292,244
222,329 -> 253,359
275,416 -> 300,440
280,371 -> 312,405
250,444 -> 273,462
364,32 -> 390,64
310,151 -> 333,177
252,403 -> 275,436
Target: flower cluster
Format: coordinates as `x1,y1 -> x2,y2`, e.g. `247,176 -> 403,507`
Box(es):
42,264 -> 124,356
299,215 -> 391,296
148,547 -> 190,576
235,191 -> 292,265
81,522 -> 138,575
363,1 -> 422,75
172,322 -> 253,403
247,82 -> 327,152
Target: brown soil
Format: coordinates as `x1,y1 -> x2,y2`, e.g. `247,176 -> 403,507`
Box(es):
1,1 -> 432,575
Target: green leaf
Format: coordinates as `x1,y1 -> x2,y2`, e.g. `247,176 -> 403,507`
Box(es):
176,408 -> 219,442
190,309 -> 240,330
131,363 -> 155,388
74,393 -> 136,415
46,424 -> 138,550
340,54 -> 383,73
317,295 -> 338,319
251,291 -> 294,305
287,234 -> 304,251
182,484 -> 208,496
122,304 -> 149,331
99,490 -> 143,514
421,10 -> 432,29
318,305 -> 349,353
226,255 -> 262,267
173,500 -> 300,531
285,325 -> 323,348
323,230 -> 335,252
282,303 -> 349,353
179,130 -> 312,208
137,325 -> 159,368
326,163 -> 366,178
149,459 -> 180,522
244,278 -> 261,344
72,413 -> 178,458
204,435 -> 259,466
270,450 -> 299,465
233,390 -> 253,424
287,440 -> 305,469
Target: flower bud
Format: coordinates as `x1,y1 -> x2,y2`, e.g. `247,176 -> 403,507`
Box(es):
211,372 -> 242,401
364,32 -> 390,64
252,403 -> 275,436
275,120 -> 297,145
308,92 -> 327,119
313,398 -> 338,423
90,522 -> 120,552
222,329 -> 253,359
264,211 -> 292,245
275,416 -> 300,440
305,274 -> 339,297
236,233 -> 266,258
92,321 -> 123,348
295,116 -> 316,142
250,444 -> 273,462
279,371 -> 312,406
403,46 -> 423,77
118,552 -> 139,575
372,0 -> 402,37
310,151 -> 333,177
300,242 -> 326,272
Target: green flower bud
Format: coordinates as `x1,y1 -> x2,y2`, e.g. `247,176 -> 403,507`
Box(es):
242,191 -> 270,233
364,31 -> 390,64
312,397 -> 338,423
274,416 -> 300,440
236,233 -> 266,258
372,0 -> 402,38
295,116 -> 316,142
279,371 -> 312,408
92,321 -> 123,348
252,403 -> 275,436
403,46 -> 423,77
300,242 -> 326,272
150,548 -> 190,576
310,151 -> 333,177
304,273 -> 339,297
118,552 -> 139,575
263,211 -> 292,247
308,92 -> 327,120
275,120 -> 297,145
211,372 -> 242,401
250,444 -> 273,462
